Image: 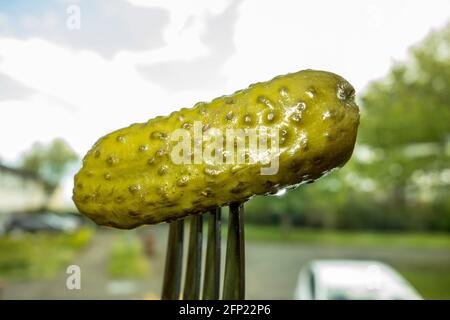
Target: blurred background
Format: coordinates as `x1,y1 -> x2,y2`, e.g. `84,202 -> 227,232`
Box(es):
0,0 -> 449,300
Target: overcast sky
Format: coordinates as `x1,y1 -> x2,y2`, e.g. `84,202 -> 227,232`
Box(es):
0,0 -> 449,164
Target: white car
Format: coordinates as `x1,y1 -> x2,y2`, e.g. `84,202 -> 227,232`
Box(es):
294,260 -> 422,300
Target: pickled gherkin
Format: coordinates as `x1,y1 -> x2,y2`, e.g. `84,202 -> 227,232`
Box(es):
73,70 -> 360,229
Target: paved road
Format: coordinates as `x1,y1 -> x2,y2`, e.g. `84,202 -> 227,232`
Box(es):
3,229 -> 166,299
245,241 -> 450,299
3,225 -> 450,299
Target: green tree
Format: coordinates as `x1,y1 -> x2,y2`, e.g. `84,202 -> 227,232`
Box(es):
20,138 -> 78,192
246,23 -> 450,231
360,23 -> 450,150
357,23 -> 450,224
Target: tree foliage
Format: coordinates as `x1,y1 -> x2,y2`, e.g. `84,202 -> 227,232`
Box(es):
20,138 -> 78,191
246,23 -> 450,231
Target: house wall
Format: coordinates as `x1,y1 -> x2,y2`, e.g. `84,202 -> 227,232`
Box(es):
0,166 -> 48,232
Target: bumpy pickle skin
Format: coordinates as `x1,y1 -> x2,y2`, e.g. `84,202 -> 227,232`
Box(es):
73,70 -> 360,229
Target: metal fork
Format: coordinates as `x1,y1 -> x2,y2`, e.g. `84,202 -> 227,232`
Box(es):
161,202 -> 245,300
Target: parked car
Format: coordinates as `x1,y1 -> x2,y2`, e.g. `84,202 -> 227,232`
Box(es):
294,259 -> 422,300
5,212 -> 83,234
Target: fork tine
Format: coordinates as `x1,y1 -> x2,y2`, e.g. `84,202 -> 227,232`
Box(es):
223,202 -> 245,300
161,219 -> 184,300
183,214 -> 203,299
202,208 -> 221,300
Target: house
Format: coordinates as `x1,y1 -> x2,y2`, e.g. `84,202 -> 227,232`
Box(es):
0,164 -> 49,232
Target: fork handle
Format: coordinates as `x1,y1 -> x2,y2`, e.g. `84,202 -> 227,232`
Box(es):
161,219 -> 184,300
223,202 -> 245,300
203,208 -> 222,300
184,215 -> 203,299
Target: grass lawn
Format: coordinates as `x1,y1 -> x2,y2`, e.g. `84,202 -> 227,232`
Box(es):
402,271 -> 450,300
243,224 -> 450,299
244,224 -> 450,248
0,227 -> 93,280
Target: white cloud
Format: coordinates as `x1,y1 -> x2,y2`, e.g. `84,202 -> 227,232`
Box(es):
0,0 -> 169,58
223,0 -> 450,92
0,0 -> 449,164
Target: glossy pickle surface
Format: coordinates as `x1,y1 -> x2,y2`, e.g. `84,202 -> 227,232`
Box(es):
73,70 -> 360,229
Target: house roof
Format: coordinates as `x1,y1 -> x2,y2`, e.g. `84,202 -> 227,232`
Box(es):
0,163 -> 45,183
